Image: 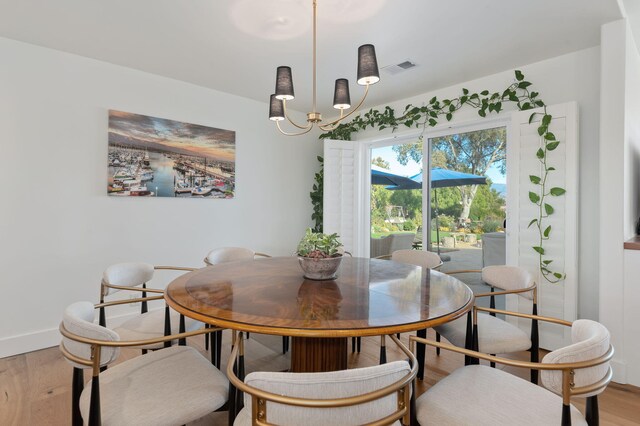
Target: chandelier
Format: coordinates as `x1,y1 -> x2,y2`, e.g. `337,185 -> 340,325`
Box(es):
268,0 -> 380,136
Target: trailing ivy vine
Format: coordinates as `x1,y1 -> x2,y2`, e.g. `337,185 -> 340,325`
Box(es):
310,156 -> 324,233
319,70 -> 566,283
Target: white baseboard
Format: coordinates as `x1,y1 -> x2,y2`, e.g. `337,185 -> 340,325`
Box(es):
0,309 -> 159,359
611,359 -> 628,384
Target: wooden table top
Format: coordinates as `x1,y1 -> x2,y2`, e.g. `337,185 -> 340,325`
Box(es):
165,256 -> 474,338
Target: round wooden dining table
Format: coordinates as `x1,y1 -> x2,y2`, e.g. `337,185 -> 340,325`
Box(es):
165,256 -> 473,373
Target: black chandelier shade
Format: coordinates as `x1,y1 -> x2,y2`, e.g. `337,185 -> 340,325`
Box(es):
357,44 -> 380,86
333,79 -> 351,110
275,66 -> 295,100
269,94 -> 285,121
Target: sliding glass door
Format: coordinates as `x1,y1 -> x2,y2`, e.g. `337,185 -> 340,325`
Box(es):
427,126 -> 507,292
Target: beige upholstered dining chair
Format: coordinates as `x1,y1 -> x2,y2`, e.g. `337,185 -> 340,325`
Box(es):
228,333 -> 417,426
367,250 -> 443,370
411,319 -> 613,426
60,301 -> 229,426
204,246 -> 271,266
99,262 -> 203,352
390,249 -> 443,269
433,265 -> 539,382
203,247 -> 290,362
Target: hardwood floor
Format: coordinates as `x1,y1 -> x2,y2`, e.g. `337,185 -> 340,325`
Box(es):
1,330 -> 639,425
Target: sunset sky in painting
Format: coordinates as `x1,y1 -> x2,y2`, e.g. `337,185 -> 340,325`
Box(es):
108,110 -> 235,162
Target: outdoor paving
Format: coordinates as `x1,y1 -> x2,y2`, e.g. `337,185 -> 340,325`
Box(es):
436,245 -> 505,310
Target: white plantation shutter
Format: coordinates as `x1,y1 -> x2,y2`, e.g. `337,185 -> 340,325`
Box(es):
323,139 -> 363,256
507,102 -> 578,349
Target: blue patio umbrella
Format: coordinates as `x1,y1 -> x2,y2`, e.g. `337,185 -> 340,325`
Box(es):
388,168 -> 487,254
371,165 -> 418,187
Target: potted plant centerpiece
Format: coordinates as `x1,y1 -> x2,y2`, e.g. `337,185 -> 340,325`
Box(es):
296,228 -> 344,280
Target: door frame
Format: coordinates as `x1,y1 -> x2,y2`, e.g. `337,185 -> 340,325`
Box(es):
356,115 -> 513,257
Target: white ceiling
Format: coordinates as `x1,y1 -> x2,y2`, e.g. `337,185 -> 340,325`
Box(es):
0,0 -> 623,114
622,0 -> 640,50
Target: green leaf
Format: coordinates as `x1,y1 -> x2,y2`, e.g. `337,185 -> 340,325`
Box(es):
547,166 -> 556,171
545,203 -> 554,215
543,260 -> 553,265
429,96 -> 437,104
554,273 -> 564,279
536,148 -> 545,159
480,90 -> 489,96
533,246 -> 545,255
528,219 -> 538,228
529,113 -> 537,124
538,125 -> 547,136
446,113 -> 452,121
529,192 -> 540,203
542,114 -> 552,126
521,102 -> 531,110
428,119 -> 437,126
535,100 -> 545,107
529,175 -> 541,184
530,91 -> 539,98
509,94 -> 519,102
550,187 -> 566,196
546,141 -> 560,151
544,132 -> 556,140
518,81 -> 532,89
544,225 -> 552,238
515,70 -> 524,81
462,88 -> 469,95
478,109 -> 486,118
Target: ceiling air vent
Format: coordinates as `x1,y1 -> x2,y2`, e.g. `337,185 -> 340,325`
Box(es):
382,60 -> 417,76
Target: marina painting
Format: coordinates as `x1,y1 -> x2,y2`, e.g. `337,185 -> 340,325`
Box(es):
108,110 -> 235,198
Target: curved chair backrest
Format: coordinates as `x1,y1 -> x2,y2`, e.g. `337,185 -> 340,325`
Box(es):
240,360 -> 411,425
102,262 -> 154,296
61,301 -> 120,369
204,247 -> 256,266
541,319 -> 611,397
481,265 -> 534,299
391,249 -> 442,269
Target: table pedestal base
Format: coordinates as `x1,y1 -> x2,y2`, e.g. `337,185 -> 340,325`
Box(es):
290,337 -> 348,372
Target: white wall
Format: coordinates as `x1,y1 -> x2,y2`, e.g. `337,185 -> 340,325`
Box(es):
0,37 -> 322,357
600,18 -> 640,385
355,46 -> 601,321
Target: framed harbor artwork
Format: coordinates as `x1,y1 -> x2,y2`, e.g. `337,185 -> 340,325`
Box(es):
108,110 -> 235,198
